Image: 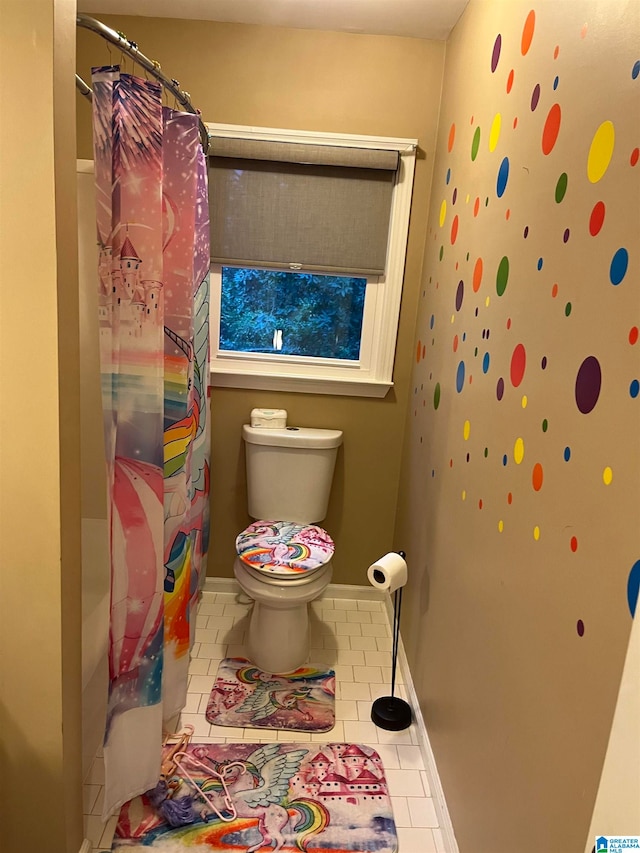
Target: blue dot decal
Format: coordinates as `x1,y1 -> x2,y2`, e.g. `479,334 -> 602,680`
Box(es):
537,257 -> 544,270
553,75 -> 559,90
564,446 -> 571,461
496,157 -> 510,198
630,379 -> 639,398
628,559 -> 640,616
610,248 -> 629,285
502,454 -> 508,466
482,352 -> 490,373
430,314 -> 435,329
456,361 -> 466,392
633,60 -> 640,80
446,168 -> 451,184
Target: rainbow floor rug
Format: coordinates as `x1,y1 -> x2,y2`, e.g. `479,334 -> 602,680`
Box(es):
112,741 -> 398,852
206,657 -> 336,733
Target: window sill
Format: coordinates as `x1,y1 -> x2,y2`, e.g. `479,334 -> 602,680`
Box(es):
209,368 -> 393,398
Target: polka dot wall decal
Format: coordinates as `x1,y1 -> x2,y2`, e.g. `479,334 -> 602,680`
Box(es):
498,519 -> 504,533
521,9 -> 535,55
451,215 -> 459,244
473,257 -> 483,292
453,334 -> 459,352
555,172 -> 568,203
496,256 -> 509,296
551,283 -> 558,297
630,379 -> 639,399
462,490 -> 466,501
452,187 -> 458,204
554,45 -> 559,59
523,225 -> 529,238
589,201 -> 605,236
633,60 -> 640,79
496,157 -> 510,197
581,22 -> 588,39
542,418 -> 548,432
521,395 -> 528,408
456,361 -> 466,392
533,526 -> 540,540
489,113 -> 502,152
575,356 -> 602,413
603,466 -> 613,485
588,120 -> 615,183
553,75 -> 559,91
439,199 -> 447,227
506,318 -> 512,329
610,247 -> 629,285
507,492 -> 513,504
628,560 -> 640,616
506,68 -> 515,94
530,83 -> 541,111
446,167 -> 451,184
485,296 -> 491,307
448,123 -> 456,153
577,620 -> 585,637
416,341 -> 422,363
491,34 -> 502,72
497,377 -> 505,400
471,126 -> 481,161
565,302 -> 572,317
563,228 -> 570,243
570,536 -> 578,552
430,314 -> 435,329
510,343 -> 526,387
479,499 -> 483,509
483,352 -> 490,373
474,197 -> 480,216
630,326 -> 639,345
542,104 -> 562,154
463,420 -> 471,440
631,148 -> 639,166
439,246 -> 444,260
484,447 -> 488,457
513,116 -> 518,130
514,437 -> 525,464
532,462 -> 543,490
564,446 -> 571,461
537,257 -> 544,270
434,382 -> 441,409
541,356 -> 548,369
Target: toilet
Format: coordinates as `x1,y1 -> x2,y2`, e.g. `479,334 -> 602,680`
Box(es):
233,423 -> 343,674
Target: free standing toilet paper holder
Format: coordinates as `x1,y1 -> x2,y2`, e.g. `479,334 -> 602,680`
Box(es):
369,550 -> 412,731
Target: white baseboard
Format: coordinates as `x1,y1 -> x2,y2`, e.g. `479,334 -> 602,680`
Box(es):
202,577 -> 457,851
79,840 -> 92,853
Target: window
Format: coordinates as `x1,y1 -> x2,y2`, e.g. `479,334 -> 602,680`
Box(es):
207,124 -> 417,397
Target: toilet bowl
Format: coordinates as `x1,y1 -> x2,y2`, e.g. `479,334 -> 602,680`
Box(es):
233,424 -> 343,674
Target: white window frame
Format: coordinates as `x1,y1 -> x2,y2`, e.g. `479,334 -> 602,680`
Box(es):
206,123 -> 417,398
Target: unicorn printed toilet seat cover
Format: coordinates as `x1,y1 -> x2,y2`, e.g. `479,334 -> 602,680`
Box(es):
236,520 -> 335,576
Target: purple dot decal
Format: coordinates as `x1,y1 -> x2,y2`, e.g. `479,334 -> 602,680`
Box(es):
563,228 -> 570,243
531,83 -> 541,111
497,377 -> 505,400
576,619 -> 585,637
456,361 -> 466,392
496,157 -> 510,197
628,559 -> 640,616
452,187 -> 458,204
491,34 -> 502,72
523,225 -> 529,238
630,379 -> 639,398
541,356 -> 548,369
455,280 -> 464,311
575,356 -> 602,414
610,248 -> 629,285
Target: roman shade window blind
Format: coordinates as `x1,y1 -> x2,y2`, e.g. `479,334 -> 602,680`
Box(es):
208,137 -> 400,275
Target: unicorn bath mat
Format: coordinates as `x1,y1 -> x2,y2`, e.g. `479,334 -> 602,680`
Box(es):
206,657 -> 335,733
112,741 -> 398,852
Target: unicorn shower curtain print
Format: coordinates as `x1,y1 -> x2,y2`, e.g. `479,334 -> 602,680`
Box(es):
91,65 -> 211,820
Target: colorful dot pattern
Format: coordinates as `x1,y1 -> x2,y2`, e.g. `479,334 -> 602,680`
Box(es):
409,4 -> 639,648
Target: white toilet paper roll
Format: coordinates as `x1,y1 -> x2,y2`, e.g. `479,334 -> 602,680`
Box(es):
367,552 -> 408,594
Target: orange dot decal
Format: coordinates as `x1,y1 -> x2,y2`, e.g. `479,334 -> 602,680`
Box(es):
552,283 -> 559,298
506,69 -> 514,94
416,340 -> 422,363
474,197 -> 480,217
570,536 -> 578,552
448,123 -> 456,153
473,257 -> 483,292
532,462 -> 544,491
553,45 -> 560,59
521,10 -> 535,55
542,104 -> 561,154
451,215 -> 459,245
507,492 -> 513,505
453,334 -> 459,352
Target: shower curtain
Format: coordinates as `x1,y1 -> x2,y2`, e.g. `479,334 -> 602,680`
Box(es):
91,65 -> 210,819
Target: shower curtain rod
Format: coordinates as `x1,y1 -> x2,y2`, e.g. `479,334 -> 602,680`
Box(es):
75,13 -> 210,154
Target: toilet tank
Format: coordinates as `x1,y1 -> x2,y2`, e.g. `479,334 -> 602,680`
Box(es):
243,424 -> 343,524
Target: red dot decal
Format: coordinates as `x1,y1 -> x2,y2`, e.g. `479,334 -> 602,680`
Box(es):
542,104 -> 562,154
570,536 -> 578,552
631,147 -> 639,167
532,463 -> 544,491
630,326 -> 639,345
510,343 -> 527,387
506,69 -> 515,93
589,201 -> 605,236
479,499 -> 483,509
473,257 -> 483,292
451,215 -> 459,245
507,492 -> 513,504
448,123 -> 456,153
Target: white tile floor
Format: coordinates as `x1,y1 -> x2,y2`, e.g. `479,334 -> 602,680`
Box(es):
84,590 -> 447,852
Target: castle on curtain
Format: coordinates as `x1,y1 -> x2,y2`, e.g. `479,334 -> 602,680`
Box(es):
91,65 -> 210,819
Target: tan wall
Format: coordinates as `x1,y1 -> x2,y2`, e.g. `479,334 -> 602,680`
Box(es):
76,16 -> 445,583
0,1 -> 83,850
394,0 -> 640,850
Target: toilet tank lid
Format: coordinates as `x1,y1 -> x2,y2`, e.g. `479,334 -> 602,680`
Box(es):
243,424 -> 343,449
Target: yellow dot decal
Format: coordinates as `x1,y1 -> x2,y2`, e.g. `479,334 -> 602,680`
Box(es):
521,395 -> 528,408
533,525 -> 540,540
463,420 -> 471,440
514,437 -> 525,464
439,199 -> 447,227
587,120 -> 615,183
462,490 -> 467,500
466,193 -> 470,203
489,113 -> 502,152
485,296 -> 491,307
498,519 -> 504,533
603,466 -> 613,485
451,314 -> 455,324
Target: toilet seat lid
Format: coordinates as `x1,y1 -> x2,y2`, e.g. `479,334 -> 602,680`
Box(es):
236,520 -> 335,577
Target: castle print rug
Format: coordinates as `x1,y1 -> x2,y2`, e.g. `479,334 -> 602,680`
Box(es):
112,741 -> 398,852
206,658 -> 336,733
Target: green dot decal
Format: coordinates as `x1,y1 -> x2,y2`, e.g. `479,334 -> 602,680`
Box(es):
542,418 -> 548,432
484,447 -> 489,457
565,302 -> 572,316
496,256 -> 509,296
555,172 -> 568,203
439,245 -> 444,261
434,382 -> 441,409
471,126 -> 481,161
